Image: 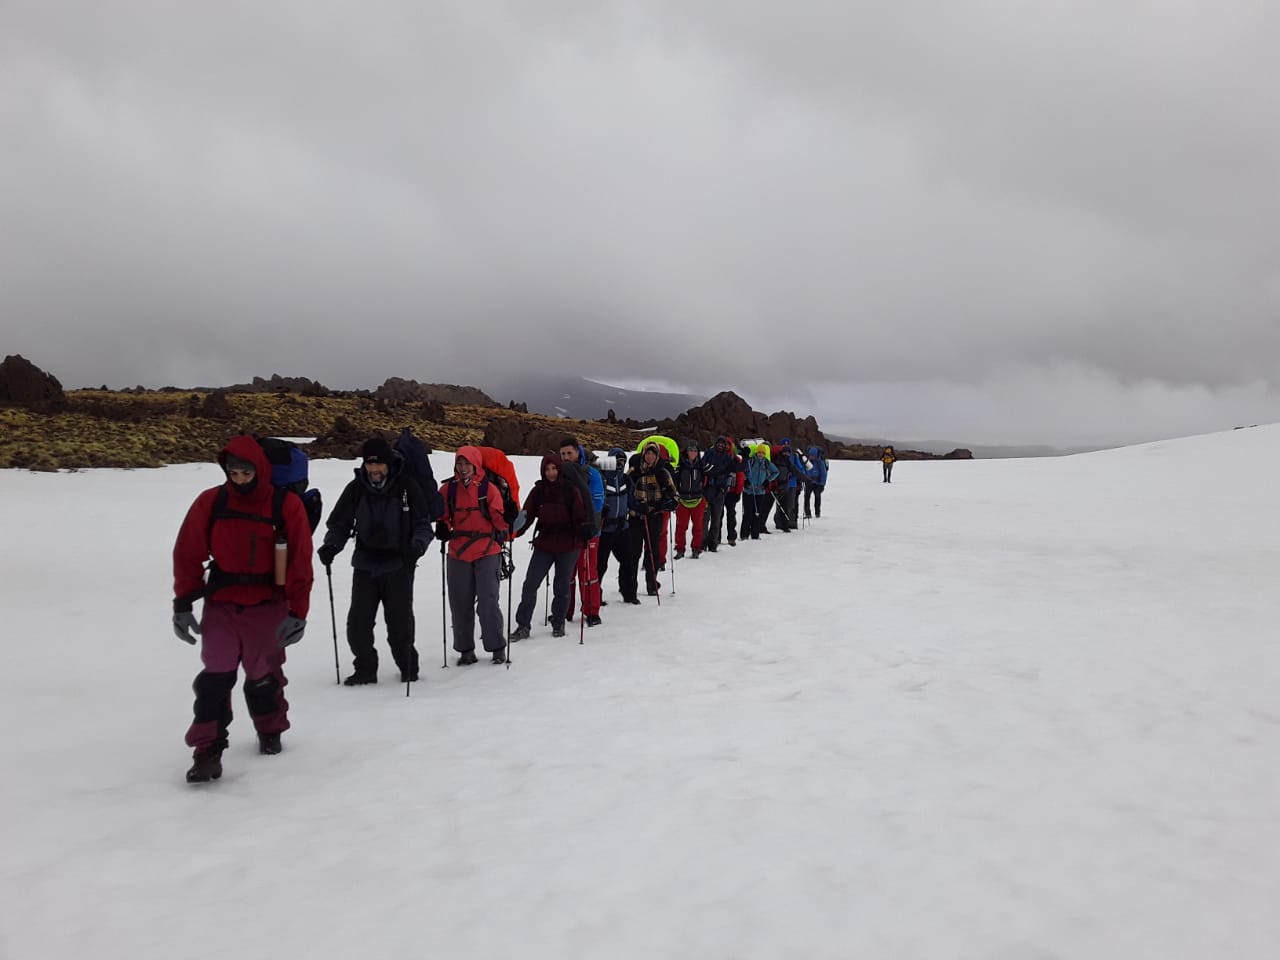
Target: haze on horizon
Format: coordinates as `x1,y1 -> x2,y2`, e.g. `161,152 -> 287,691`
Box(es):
3,2 -> 1278,448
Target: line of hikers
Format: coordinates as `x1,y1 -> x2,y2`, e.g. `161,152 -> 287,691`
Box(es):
170,432 -> 832,783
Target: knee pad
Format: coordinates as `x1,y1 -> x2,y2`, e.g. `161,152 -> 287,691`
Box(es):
243,673 -> 280,717
192,670 -> 237,722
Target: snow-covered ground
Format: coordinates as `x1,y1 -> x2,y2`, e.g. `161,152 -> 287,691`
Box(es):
2,426 -> 1278,959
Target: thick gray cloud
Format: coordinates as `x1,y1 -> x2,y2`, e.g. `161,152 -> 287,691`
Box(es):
3,0 -> 1278,445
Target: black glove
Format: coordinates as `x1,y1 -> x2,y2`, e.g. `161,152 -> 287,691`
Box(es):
578,521 -> 595,543
411,539 -> 428,559
173,610 -> 201,645
276,613 -> 306,648
660,499 -> 677,513
317,543 -> 338,568
634,502 -> 650,516
434,522 -> 452,542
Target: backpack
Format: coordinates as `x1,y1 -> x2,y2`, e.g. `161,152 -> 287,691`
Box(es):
443,447 -> 521,532
392,427 -> 444,521
257,437 -> 322,533
557,459 -> 599,536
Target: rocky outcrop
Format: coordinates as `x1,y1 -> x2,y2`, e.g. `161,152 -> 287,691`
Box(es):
621,391 -> 831,453
0,355 -> 65,407
373,378 -> 498,407
223,374 -> 331,396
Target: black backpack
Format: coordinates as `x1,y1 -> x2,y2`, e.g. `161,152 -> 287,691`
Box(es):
392,427 -> 444,521
558,459 -> 599,536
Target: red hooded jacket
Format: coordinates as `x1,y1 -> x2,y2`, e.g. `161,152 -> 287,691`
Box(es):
173,435 -> 314,617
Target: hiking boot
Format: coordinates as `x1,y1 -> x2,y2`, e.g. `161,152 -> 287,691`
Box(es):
586,614 -> 602,627
623,597 -> 641,605
658,563 -> 666,571
551,621 -> 566,638
704,545 -> 716,553
258,733 -> 282,756
691,549 -> 701,559
727,537 -> 737,546
509,624 -> 531,641
186,748 -> 223,783
761,529 -> 772,535
600,599 -> 609,606
457,650 -> 479,666
343,672 -> 377,686
491,650 -> 507,664
646,587 -> 658,596
400,671 -> 419,683
674,549 -> 685,560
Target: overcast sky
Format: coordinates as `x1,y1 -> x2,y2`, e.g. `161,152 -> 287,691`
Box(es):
3,1 -> 1278,447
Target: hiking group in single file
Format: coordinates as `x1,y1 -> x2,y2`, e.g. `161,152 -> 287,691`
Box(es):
171,430 -> 863,783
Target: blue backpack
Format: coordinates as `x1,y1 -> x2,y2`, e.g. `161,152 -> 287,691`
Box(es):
257,437 -> 322,533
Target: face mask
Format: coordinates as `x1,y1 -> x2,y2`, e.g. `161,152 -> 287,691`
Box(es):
230,476 -> 258,496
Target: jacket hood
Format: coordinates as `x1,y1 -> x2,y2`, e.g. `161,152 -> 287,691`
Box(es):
218,435 -> 272,479
540,452 -> 562,481
456,445 -> 486,475
808,446 -> 819,457
217,435 -> 273,503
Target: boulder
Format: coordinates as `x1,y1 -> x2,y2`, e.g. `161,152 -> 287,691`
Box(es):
0,355 -> 64,407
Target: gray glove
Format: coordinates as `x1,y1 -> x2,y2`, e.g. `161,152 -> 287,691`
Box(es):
173,611 -> 201,645
276,613 -> 306,648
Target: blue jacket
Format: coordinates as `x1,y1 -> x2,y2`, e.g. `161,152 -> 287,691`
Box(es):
744,455 -> 779,495
573,445 -> 605,516
806,446 -> 828,486
601,450 -> 637,534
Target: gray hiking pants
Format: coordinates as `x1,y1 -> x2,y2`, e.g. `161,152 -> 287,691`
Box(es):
446,554 -> 506,653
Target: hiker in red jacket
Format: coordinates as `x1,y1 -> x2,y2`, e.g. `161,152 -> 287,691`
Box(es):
436,446 -> 510,664
172,435 -> 314,783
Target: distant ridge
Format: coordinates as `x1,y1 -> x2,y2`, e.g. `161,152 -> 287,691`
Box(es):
483,376 -> 706,423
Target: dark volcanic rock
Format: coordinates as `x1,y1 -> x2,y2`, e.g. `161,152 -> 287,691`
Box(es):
0,355 -> 65,407
374,378 -> 498,407
195,389 -> 236,421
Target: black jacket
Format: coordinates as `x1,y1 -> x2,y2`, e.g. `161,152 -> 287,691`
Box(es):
322,458 -> 434,576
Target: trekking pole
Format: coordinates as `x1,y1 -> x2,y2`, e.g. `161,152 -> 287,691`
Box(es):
770,490 -> 793,530
326,566 -> 339,684
579,547 -> 587,646
543,572 -> 550,626
440,541 -> 448,669
668,512 -> 677,596
642,515 -> 661,607
505,541 -> 513,671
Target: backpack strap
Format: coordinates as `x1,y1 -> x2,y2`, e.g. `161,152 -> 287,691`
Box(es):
186,485 -> 287,607
445,476 -> 492,525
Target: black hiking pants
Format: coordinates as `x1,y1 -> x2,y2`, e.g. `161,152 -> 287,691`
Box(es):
347,565 -> 417,678
599,526 -> 640,602
724,491 -> 740,541
703,488 -> 726,548
804,483 -> 824,518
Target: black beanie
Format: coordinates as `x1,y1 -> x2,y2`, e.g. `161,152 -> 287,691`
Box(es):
362,437 -> 394,464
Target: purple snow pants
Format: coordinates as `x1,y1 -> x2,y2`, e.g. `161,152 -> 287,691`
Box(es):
185,599 -> 290,752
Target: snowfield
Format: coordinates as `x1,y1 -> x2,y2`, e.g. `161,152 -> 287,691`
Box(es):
2,425 -> 1277,959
